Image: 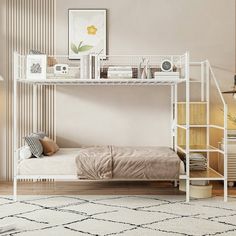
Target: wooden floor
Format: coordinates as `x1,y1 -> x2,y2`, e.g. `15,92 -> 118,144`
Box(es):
0,181 -> 235,196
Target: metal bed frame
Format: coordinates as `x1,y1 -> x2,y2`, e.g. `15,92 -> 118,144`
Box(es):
13,52 -> 228,202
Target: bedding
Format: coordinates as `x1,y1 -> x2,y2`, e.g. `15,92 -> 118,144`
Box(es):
76,146 -> 181,180
40,137 -> 59,156
24,136 -> 43,158
24,132 -> 47,158
18,148 -> 81,175
19,146 -> 32,160
18,147 -> 184,178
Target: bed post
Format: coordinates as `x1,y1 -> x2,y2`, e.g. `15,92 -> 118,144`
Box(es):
13,52 -> 18,201
171,84 -> 178,188
171,85 -> 174,150
174,85 -> 178,152
223,104 -> 228,202
185,52 -> 190,202
13,151 -> 18,202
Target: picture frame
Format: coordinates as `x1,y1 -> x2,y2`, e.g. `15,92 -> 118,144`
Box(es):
68,9 -> 107,59
26,54 -> 47,80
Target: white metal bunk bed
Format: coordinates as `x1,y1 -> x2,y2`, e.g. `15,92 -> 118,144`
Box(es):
13,52 -> 228,202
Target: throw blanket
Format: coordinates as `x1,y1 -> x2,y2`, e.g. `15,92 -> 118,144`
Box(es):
76,146 -> 180,180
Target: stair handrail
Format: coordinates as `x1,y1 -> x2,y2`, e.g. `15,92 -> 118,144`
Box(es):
207,60 -> 226,106
207,60 -> 228,201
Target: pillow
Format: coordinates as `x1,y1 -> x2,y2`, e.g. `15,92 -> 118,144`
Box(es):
40,137 -> 59,156
24,136 -> 43,158
32,131 -> 47,139
19,146 -> 32,160
29,49 -> 43,54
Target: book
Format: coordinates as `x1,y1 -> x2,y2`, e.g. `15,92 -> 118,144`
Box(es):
89,54 -> 100,79
154,71 -> 179,76
108,66 -> 132,71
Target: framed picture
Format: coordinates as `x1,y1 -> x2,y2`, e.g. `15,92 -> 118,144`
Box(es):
26,55 -> 47,80
68,9 -> 107,59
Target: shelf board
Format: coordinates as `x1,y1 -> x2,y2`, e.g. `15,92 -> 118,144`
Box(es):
177,145 -> 225,154
179,168 -> 224,181
190,167 -> 224,180
177,124 -> 224,130
177,101 -> 207,104
17,78 -> 186,86
177,124 -> 208,129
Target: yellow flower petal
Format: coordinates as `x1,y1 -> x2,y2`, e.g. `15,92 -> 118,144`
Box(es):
87,25 -> 97,35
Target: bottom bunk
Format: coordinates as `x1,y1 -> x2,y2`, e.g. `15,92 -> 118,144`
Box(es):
17,146 -> 185,181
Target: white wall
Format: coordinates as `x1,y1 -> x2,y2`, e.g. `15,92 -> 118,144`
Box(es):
55,0 -> 235,147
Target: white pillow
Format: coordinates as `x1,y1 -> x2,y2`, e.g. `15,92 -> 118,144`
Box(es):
20,146 -> 32,160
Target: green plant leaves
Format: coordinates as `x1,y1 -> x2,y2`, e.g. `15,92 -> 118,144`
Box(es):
71,43 -> 79,54
78,45 -> 93,52
70,41 -> 93,54
78,41 -> 83,48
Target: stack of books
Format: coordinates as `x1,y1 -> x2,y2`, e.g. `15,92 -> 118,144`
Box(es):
189,153 -> 207,171
107,66 -> 133,79
154,71 -> 179,80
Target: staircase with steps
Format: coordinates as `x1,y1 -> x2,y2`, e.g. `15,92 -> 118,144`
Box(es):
174,60 -> 228,201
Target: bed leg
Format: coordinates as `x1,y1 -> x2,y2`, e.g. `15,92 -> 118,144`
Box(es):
186,179 -> 190,202
224,178 -> 228,202
13,177 -> 17,202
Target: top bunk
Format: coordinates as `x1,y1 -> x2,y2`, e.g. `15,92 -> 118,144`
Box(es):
14,52 -> 189,86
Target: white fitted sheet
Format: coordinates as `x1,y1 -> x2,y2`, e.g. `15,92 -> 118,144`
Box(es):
18,148 -> 81,176
18,147 -> 185,177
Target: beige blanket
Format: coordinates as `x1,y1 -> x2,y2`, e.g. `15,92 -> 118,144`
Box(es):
76,146 -> 180,180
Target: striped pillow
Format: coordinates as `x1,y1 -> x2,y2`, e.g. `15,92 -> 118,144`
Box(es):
25,134 -> 44,158
32,131 -> 46,139
29,49 -> 43,54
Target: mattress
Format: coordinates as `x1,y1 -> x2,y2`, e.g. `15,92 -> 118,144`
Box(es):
18,147 -> 185,177
18,148 -> 81,176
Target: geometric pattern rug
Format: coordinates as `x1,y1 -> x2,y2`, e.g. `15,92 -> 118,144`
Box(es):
0,195 -> 236,236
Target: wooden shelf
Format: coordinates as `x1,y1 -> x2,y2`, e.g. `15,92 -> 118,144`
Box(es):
190,167 -> 224,180
177,101 -> 207,104
177,145 -> 225,154
177,124 -> 208,129
177,103 -> 206,125
177,124 -> 224,130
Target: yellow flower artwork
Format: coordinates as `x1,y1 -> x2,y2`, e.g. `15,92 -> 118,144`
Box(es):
87,25 -> 97,35
69,9 -> 106,58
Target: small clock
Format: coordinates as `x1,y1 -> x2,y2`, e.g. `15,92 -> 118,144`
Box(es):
161,60 -> 173,72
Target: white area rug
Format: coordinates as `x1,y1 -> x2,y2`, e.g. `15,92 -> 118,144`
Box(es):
0,195 -> 236,236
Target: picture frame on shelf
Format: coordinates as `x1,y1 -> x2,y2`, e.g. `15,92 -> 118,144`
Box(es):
26,54 -> 47,80
68,9 -> 107,59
